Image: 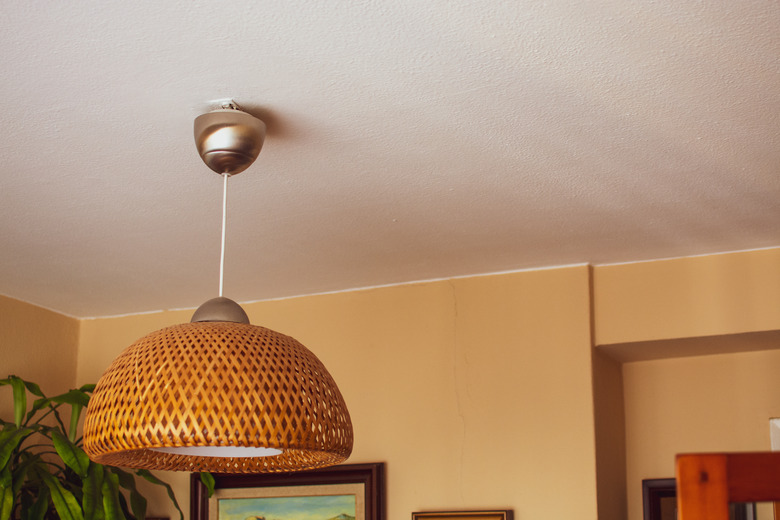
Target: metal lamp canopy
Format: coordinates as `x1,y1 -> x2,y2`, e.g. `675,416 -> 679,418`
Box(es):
83,105 -> 353,473
194,105 -> 266,176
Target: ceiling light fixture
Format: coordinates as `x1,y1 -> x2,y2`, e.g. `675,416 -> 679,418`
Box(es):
83,102 -> 353,472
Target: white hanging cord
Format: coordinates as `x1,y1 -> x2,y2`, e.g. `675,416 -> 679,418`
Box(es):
219,172 -> 229,297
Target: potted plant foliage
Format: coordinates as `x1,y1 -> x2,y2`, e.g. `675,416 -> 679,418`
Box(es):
0,375 -> 209,520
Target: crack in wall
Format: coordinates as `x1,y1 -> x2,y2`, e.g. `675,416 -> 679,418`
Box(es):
449,279 -> 467,501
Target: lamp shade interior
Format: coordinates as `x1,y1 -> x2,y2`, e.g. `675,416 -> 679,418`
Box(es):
151,446 -> 283,457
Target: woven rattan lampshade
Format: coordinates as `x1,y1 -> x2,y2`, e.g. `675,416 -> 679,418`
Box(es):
83,106 -> 353,472
83,305 -> 353,472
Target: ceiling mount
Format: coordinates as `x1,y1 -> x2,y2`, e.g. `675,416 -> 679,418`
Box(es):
194,103 -> 266,175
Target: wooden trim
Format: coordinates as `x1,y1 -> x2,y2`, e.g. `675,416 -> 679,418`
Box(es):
676,452 -> 780,520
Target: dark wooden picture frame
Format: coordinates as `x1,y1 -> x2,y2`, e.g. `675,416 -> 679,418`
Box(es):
412,510 -> 513,520
642,478 -> 755,520
642,478 -> 677,520
191,463 -> 385,520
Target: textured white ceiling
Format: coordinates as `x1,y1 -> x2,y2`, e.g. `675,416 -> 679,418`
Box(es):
1,1 -> 778,318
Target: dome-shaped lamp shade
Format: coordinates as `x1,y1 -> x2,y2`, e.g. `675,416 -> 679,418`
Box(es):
83,321 -> 353,472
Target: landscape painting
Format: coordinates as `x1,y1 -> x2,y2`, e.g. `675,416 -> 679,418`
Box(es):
193,464 -> 383,520
218,493 -> 357,520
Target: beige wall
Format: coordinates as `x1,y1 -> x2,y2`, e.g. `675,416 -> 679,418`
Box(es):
594,247 -> 780,520
0,294 -> 79,418
7,247 -> 780,520
77,266 -> 600,520
623,350 -> 780,519
594,248 -> 780,346
592,348 -> 627,520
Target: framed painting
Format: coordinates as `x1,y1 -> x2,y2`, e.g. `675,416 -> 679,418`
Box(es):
642,478 -> 755,520
191,463 -> 385,520
642,478 -> 677,520
412,511 -> 512,520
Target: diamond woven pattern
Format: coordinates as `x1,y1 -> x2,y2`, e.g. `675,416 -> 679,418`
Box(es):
83,321 -> 353,472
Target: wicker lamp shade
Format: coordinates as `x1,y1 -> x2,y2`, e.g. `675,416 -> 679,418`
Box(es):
83,319 -> 353,472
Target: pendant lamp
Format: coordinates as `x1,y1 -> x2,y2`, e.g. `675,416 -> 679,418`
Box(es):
83,103 -> 353,473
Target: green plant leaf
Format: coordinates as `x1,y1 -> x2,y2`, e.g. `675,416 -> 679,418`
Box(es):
135,470 -> 183,520
11,452 -> 42,497
78,384 -> 96,394
199,472 -> 215,498
0,483 -> 12,520
21,381 -> 44,397
29,397 -> 51,413
115,492 -> 131,520
101,471 -> 124,520
83,463 -> 105,520
0,465 -> 12,520
0,427 -> 31,470
10,377 -> 26,428
1,378 -> 179,520
26,397 -> 52,424
51,430 -> 90,478
0,466 -> 11,491
0,376 -> 43,397
110,468 -> 147,520
19,489 -> 33,520
37,469 -> 84,520
128,486 -> 146,520
26,486 -> 50,520
50,390 -> 90,409
0,378 -> 17,389
68,404 -> 83,443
